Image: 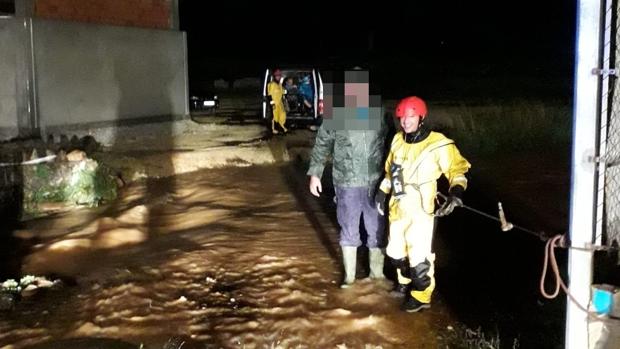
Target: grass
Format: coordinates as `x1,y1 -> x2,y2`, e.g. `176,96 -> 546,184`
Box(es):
442,325 -> 520,349
435,100 -> 572,155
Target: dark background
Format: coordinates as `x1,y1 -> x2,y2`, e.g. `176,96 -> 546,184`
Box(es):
0,0 -> 15,14
179,0 -> 577,100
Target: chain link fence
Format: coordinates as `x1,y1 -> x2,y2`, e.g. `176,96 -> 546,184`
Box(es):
602,0 -> 620,247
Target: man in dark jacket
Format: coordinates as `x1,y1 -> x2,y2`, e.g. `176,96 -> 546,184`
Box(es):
307,69 -> 387,288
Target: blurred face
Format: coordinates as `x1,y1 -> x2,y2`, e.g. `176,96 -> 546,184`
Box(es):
400,114 -> 421,134
344,82 -> 369,107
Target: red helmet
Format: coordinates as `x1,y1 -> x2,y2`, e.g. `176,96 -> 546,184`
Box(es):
395,96 -> 427,119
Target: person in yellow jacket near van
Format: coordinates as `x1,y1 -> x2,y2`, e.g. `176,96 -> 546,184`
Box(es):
267,69 -> 288,134
374,96 -> 471,312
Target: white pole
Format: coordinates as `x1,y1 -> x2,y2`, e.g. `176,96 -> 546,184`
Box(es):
567,0 -> 603,348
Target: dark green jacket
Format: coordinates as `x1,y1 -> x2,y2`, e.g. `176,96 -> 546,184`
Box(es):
307,127 -> 386,187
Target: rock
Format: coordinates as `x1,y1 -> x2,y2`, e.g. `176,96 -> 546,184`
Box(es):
66,150 -> 86,162
34,278 -> 55,288
21,284 -> 38,297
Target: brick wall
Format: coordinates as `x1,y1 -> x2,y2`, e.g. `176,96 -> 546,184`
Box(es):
34,0 -> 172,29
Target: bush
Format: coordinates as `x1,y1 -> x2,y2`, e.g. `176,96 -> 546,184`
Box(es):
23,158 -> 118,213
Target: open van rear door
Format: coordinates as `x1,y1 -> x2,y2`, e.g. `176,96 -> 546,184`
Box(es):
262,69 -> 270,120
313,69 -> 324,119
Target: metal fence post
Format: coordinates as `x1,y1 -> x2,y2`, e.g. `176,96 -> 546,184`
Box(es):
567,0 -> 604,347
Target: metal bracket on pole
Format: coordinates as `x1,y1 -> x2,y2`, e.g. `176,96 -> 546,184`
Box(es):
588,155 -> 620,167
592,68 -> 619,77
588,155 -> 605,163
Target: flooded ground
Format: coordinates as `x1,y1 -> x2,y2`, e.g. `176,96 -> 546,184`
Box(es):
0,119 -> 571,349
0,158 -> 456,348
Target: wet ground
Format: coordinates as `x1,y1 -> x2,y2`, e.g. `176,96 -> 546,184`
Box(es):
0,119 -> 572,349
0,162 -> 458,349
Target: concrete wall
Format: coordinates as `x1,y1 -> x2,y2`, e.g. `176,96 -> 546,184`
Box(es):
32,19 -> 188,132
0,18 -> 34,140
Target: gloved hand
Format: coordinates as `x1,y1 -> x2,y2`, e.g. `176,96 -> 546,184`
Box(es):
374,190 -> 387,216
435,185 -> 464,217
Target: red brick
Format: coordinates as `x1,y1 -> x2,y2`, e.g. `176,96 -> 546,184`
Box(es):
34,0 -> 172,29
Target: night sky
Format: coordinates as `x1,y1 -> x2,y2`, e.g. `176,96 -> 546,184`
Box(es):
179,0 -> 576,99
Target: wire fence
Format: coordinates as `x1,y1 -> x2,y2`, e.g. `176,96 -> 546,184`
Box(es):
602,0 -> 620,247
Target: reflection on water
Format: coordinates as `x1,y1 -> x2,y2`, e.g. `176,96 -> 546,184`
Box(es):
0,165 -> 453,349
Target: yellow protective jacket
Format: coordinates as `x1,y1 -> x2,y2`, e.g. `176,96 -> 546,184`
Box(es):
267,81 -> 287,125
379,131 -> 471,217
268,81 -> 285,103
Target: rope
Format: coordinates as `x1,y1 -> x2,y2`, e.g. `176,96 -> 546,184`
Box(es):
540,234 -> 620,323
540,235 -> 567,300
436,191 -> 620,252
434,191 -> 620,321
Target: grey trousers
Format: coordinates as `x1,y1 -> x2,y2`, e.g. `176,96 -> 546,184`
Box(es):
335,186 -> 385,248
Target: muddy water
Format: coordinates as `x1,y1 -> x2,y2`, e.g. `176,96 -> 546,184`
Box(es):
0,164 -> 456,349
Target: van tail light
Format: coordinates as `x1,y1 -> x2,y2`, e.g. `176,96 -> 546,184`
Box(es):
318,99 -> 324,115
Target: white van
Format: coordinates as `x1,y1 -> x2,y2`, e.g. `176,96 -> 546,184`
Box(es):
262,67 -> 324,127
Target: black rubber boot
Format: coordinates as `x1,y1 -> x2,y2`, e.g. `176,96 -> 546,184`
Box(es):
390,283 -> 409,297
402,293 -> 431,313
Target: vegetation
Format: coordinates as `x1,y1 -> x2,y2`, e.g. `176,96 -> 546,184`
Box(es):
23,158 -> 117,213
442,325 -> 519,349
436,100 -> 571,155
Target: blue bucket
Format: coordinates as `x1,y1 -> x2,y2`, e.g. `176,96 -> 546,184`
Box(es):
592,287 -> 614,315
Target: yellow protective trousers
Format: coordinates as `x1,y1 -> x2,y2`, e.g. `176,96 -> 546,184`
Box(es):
268,81 -> 287,129
380,131 -> 471,304
387,188 -> 437,303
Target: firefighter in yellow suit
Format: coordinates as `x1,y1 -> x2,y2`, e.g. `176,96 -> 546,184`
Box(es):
267,69 -> 288,134
374,96 -> 471,312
